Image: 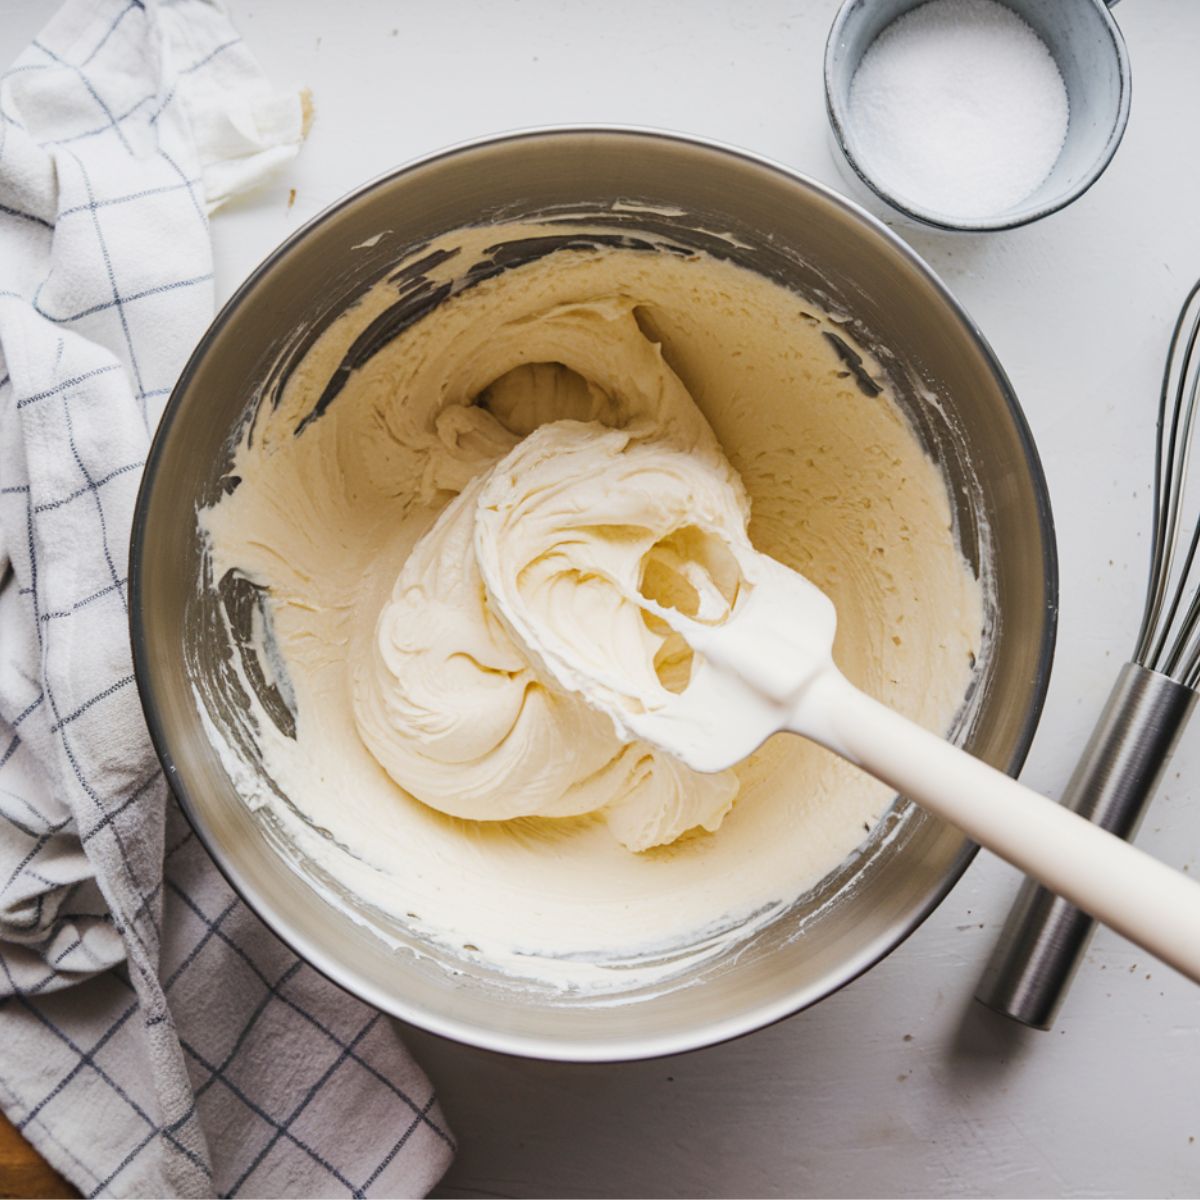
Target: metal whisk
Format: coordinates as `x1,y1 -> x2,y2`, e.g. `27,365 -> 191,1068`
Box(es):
1138,280 -> 1200,685
977,280 -> 1200,1029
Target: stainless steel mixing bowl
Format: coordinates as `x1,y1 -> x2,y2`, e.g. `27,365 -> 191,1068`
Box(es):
130,128 -> 1057,1062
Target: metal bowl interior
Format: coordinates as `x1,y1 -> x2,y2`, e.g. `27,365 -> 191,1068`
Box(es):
130,128 -> 1057,1061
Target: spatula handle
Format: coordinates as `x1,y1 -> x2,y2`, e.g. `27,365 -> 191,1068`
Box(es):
794,669 -> 1200,986
977,663 -> 1197,1028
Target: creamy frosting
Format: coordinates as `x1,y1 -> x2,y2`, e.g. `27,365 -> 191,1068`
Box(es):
354,417 -> 744,851
351,309 -> 752,853
200,223 -> 984,990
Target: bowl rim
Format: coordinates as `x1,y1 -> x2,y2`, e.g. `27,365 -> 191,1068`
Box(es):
823,0 -> 1132,233
129,124 -> 1059,1062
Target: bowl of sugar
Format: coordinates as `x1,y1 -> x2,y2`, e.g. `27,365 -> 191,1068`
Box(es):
825,0 -> 1130,231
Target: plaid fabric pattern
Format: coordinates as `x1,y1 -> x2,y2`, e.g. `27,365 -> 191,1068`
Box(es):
0,2 -> 453,1195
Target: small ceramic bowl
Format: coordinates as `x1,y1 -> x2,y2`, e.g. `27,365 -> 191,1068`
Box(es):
825,0 -> 1131,232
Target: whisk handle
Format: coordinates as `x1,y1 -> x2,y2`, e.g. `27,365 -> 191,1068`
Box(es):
975,663 -> 1197,1029
800,667 -> 1200,995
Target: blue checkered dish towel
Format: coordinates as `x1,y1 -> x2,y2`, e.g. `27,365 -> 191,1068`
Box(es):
0,2 -> 455,1195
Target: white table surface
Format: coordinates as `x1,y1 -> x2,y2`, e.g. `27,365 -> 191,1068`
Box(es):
7,0 -> 1200,1195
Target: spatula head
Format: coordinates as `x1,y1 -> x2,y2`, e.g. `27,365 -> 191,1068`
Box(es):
610,550 -> 840,773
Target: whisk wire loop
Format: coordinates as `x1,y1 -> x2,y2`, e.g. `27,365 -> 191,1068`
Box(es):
1137,277 -> 1200,680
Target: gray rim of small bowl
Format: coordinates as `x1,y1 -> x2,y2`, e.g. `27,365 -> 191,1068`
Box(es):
824,0 -> 1133,233
128,125 -> 1059,1062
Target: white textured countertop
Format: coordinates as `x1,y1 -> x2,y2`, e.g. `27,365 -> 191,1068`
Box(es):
7,0 -> 1198,1195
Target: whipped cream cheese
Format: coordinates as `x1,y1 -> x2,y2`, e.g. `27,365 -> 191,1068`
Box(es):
200,223 -> 983,990
353,386 -> 748,854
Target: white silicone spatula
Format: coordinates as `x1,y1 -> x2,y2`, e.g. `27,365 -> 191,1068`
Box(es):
568,548 -> 1200,986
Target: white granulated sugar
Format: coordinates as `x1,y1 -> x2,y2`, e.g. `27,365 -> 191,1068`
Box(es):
847,0 -> 1069,220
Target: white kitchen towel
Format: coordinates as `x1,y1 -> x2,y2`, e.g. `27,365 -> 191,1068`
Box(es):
0,2 -> 455,1196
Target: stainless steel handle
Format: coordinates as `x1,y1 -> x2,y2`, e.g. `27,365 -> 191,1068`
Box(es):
976,662 -> 1197,1029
